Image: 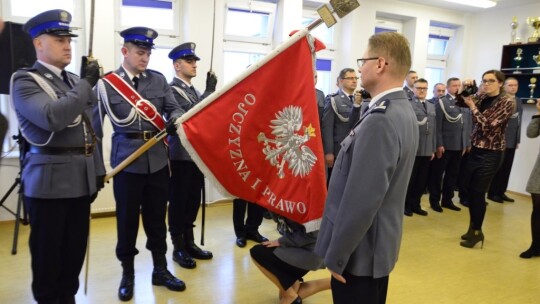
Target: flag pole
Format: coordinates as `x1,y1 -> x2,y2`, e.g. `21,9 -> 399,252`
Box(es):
103,0 -> 360,180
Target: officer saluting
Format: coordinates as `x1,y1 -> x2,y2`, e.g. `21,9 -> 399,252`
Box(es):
93,27 -> 185,301
166,42 -> 216,269
11,9 -> 105,304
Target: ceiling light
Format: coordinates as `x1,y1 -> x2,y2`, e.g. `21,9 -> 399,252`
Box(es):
444,0 -> 497,9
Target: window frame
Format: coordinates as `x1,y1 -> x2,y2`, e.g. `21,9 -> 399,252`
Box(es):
223,0 -> 276,45
115,0 -> 181,38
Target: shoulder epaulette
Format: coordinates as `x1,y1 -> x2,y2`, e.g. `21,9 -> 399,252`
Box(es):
19,67 -> 37,72
146,69 -> 164,76
370,99 -> 391,114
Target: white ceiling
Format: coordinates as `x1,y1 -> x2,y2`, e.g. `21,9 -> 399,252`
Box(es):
394,0 -> 540,13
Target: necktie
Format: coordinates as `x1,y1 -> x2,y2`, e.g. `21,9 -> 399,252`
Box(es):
422,101 -> 427,110
61,70 -> 72,89
132,76 -> 139,90
190,86 -> 199,102
349,95 -> 354,103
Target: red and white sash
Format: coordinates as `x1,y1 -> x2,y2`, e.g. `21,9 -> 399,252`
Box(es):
102,73 -> 167,133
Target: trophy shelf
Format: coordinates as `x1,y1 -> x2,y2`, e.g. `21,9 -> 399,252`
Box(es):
501,42 -> 540,102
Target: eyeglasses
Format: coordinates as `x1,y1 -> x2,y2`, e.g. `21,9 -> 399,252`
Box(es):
414,87 -> 428,91
342,77 -> 359,81
357,57 -> 389,67
481,79 -> 497,84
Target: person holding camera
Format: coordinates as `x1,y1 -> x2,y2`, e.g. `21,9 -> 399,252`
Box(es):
458,70 -> 514,249
11,9 -> 105,303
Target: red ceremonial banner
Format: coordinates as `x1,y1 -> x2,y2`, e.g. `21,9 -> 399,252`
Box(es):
179,31 -> 327,231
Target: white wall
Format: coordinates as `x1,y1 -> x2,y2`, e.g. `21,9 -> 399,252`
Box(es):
2,0 -> 540,220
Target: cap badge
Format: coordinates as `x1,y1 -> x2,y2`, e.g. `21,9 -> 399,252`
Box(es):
147,29 -> 154,37
60,11 -> 69,22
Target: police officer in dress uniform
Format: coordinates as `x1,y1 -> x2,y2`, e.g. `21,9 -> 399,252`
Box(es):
404,79 -> 437,216
11,9 -> 105,304
403,70 -> 418,100
167,42 -> 216,269
93,27 -> 185,301
428,77 -> 472,212
321,68 -> 357,182
315,32 -> 418,303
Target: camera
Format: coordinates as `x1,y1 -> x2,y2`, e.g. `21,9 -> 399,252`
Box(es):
455,80 -> 478,107
358,89 -> 371,100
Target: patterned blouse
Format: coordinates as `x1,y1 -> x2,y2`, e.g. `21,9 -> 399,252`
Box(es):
470,93 -> 515,151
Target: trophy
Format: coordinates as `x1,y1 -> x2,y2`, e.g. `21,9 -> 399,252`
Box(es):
510,16 -> 521,44
528,77 -> 537,104
534,50 -> 540,65
527,17 -> 540,43
534,50 -> 540,73
514,48 -> 523,74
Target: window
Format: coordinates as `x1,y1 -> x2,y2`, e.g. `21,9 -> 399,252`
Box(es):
301,14 -> 335,49
224,1 -> 276,44
374,17 -> 402,34
119,0 -> 175,32
8,0 -> 75,19
223,51 -> 265,84
428,34 -> 450,57
315,59 -> 332,95
425,24 -> 456,98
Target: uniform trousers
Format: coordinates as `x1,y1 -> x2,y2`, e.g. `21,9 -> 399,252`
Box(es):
26,195 -> 92,304
168,160 -> 204,242
113,167 -> 169,262
463,147 -> 504,230
405,156 -> 431,210
232,198 -> 265,238
428,150 -> 462,205
488,148 -> 515,197
331,272 -> 389,304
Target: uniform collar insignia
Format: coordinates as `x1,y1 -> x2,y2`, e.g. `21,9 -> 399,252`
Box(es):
142,72 -> 147,78
44,73 -> 53,79
181,83 -> 186,88
119,72 -> 125,77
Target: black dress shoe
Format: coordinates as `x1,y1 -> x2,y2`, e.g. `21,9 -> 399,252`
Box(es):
118,275 -> 134,301
430,204 -> 443,213
441,202 -> 461,211
172,249 -> 196,269
412,208 -> 428,216
185,241 -> 213,260
501,194 -> 515,202
488,195 -> 504,203
152,268 -> 186,291
236,237 -> 247,248
262,210 -> 272,219
404,208 -> 413,217
246,231 -> 269,243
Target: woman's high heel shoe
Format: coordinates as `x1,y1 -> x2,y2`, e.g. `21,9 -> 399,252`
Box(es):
461,222 -> 473,240
461,229 -> 472,240
519,246 -> 540,259
460,230 -> 484,248
290,296 -> 302,304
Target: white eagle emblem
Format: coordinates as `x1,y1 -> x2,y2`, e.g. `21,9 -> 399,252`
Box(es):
257,105 -> 317,179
